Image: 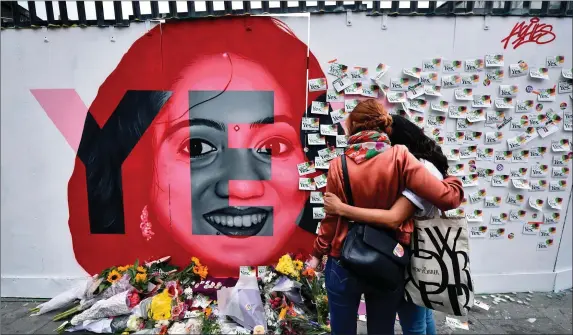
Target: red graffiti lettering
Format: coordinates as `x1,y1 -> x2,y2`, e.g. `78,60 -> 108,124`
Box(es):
501,17 -> 556,50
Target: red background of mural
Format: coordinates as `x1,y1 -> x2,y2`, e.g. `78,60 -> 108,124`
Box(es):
66,17 -> 326,277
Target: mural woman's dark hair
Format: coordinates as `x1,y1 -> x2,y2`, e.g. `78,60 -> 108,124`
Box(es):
388,115 -> 449,178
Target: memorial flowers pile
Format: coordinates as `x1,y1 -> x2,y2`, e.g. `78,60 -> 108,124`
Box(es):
29,253 -> 330,334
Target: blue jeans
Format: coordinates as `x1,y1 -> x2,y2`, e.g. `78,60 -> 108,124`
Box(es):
398,299 -> 437,335
325,257 -> 403,335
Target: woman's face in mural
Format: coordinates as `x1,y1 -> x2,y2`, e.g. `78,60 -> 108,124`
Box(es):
152,55 -> 307,268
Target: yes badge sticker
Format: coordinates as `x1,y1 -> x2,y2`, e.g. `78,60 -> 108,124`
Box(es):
548,196 -> 564,210
495,98 -> 514,109
320,124 -> 338,136
301,117 -> 320,131
314,174 -> 328,189
489,228 -> 506,239
426,115 -> 446,128
466,210 -> 484,223
552,139 -> 571,152
431,100 -> 449,112
468,188 -> 487,203
530,164 -> 549,178
308,133 -> 326,145
465,59 -> 484,72
506,193 -> 525,206
349,67 -> 369,82
240,266 -> 256,277
523,222 -> 541,235
420,72 -> 439,85
467,109 -> 486,123
312,207 -> 326,220
485,54 -> 504,67
529,197 -> 544,211
457,119 -> 473,131
469,226 -> 488,238
512,179 -> 530,190
477,167 -> 495,181
515,100 -> 534,113
491,174 -> 510,187
460,146 -> 478,159
510,209 -> 528,222
442,74 -> 461,88
460,174 -> 479,187
330,109 -> 349,124
562,68 -> 573,79
511,167 -> 529,179
484,196 -> 502,208
530,180 -> 548,192
345,99 -> 360,112
499,84 -> 519,97
344,82 -> 363,95
297,161 -> 316,176
445,148 -> 461,161
537,87 -> 556,101
512,150 -> 530,163
310,192 -> 324,204
336,135 -> 348,148
318,147 -> 337,161
315,157 -> 330,170
464,131 -> 482,144
455,88 -> 474,100
537,239 -> 555,251
390,77 -> 410,91
461,74 -> 480,87
473,95 -> 492,108
552,153 -> 572,166
424,85 -> 442,97
327,62 -> 348,77
509,61 -> 529,77
407,83 -> 425,99
539,226 -> 558,238
445,208 -> 465,218
544,212 -> 560,224
403,67 -> 422,79
332,74 -> 353,92
326,89 -> 344,103
529,67 -> 550,80
485,131 -> 503,144
386,92 -> 406,104
448,105 -> 468,118
491,213 -> 509,225
446,131 -> 465,145
530,146 -> 548,159
311,101 -> 329,115
409,99 -> 428,112
486,69 -> 504,82
308,78 -> 327,92
299,178 -> 316,190
422,58 -> 442,71
558,81 -> 572,94
495,150 -> 512,162
477,147 -> 494,161
546,56 -> 565,68
442,59 -> 462,73
549,180 -> 567,192
372,63 -> 390,81
552,166 -> 570,178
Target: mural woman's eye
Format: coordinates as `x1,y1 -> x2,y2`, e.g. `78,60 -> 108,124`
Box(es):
181,139 -> 217,158
256,137 -> 293,157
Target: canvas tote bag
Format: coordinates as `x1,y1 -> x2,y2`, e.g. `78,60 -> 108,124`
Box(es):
404,213 -> 475,316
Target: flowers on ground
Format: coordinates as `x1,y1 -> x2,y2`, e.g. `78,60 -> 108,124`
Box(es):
106,270 -> 122,284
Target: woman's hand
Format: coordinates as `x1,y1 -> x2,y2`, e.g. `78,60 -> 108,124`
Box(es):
324,192 -> 344,216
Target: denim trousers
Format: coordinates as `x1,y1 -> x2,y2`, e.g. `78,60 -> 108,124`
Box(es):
397,300 -> 437,335
325,257 -> 403,335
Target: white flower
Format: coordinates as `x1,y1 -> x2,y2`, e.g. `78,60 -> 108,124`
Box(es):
126,315 -> 143,331
168,322 -> 189,334
183,287 -> 193,298
154,320 -> 170,328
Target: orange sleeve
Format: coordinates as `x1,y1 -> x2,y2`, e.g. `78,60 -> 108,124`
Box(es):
312,157 -> 344,259
398,145 -> 464,211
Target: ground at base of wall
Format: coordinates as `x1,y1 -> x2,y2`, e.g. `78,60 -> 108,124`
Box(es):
1,290 -> 571,334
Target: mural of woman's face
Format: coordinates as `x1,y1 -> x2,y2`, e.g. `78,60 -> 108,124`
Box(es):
152,55 -> 307,270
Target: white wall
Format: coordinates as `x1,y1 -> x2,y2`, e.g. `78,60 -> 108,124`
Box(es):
1,14 -> 572,297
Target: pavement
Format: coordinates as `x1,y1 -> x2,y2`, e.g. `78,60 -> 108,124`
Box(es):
1,289 -> 571,334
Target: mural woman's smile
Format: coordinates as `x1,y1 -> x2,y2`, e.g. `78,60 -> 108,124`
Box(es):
203,206 -> 270,236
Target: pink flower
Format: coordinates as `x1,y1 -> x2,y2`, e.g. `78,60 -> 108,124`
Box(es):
127,291 -> 141,309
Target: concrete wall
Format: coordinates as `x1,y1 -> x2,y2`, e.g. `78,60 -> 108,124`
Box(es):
1,14 -> 572,297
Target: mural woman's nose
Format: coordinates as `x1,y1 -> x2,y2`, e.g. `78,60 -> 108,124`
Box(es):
214,148 -> 267,199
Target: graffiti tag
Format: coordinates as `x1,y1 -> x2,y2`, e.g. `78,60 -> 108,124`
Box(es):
501,17 -> 556,50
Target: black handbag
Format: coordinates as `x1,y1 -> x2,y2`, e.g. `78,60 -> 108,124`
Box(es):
339,154 -> 411,291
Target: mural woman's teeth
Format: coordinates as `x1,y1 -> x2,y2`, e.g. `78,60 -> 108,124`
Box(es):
206,214 -> 266,228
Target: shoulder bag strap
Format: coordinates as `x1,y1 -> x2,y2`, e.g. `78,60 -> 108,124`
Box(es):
340,155 -> 355,207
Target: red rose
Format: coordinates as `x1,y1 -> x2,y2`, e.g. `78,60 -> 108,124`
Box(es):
127,291 -> 141,309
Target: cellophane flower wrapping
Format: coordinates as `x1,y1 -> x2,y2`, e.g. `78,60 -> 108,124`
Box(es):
271,276 -> 304,306
79,275 -> 134,311
70,290 -> 133,326
65,318 -> 112,333
31,277 -> 95,316
218,275 -> 266,332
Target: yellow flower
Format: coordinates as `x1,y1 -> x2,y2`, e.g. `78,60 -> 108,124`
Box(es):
278,307 -> 288,321
191,257 -> 201,266
293,260 -> 303,271
136,266 -> 147,273
275,254 -> 300,279
117,265 -> 129,272
149,290 -> 172,321
107,270 -> 122,283
205,307 -> 212,317
135,273 -> 147,283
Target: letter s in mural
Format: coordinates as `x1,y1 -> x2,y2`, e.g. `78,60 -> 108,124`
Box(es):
33,17 -> 343,277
